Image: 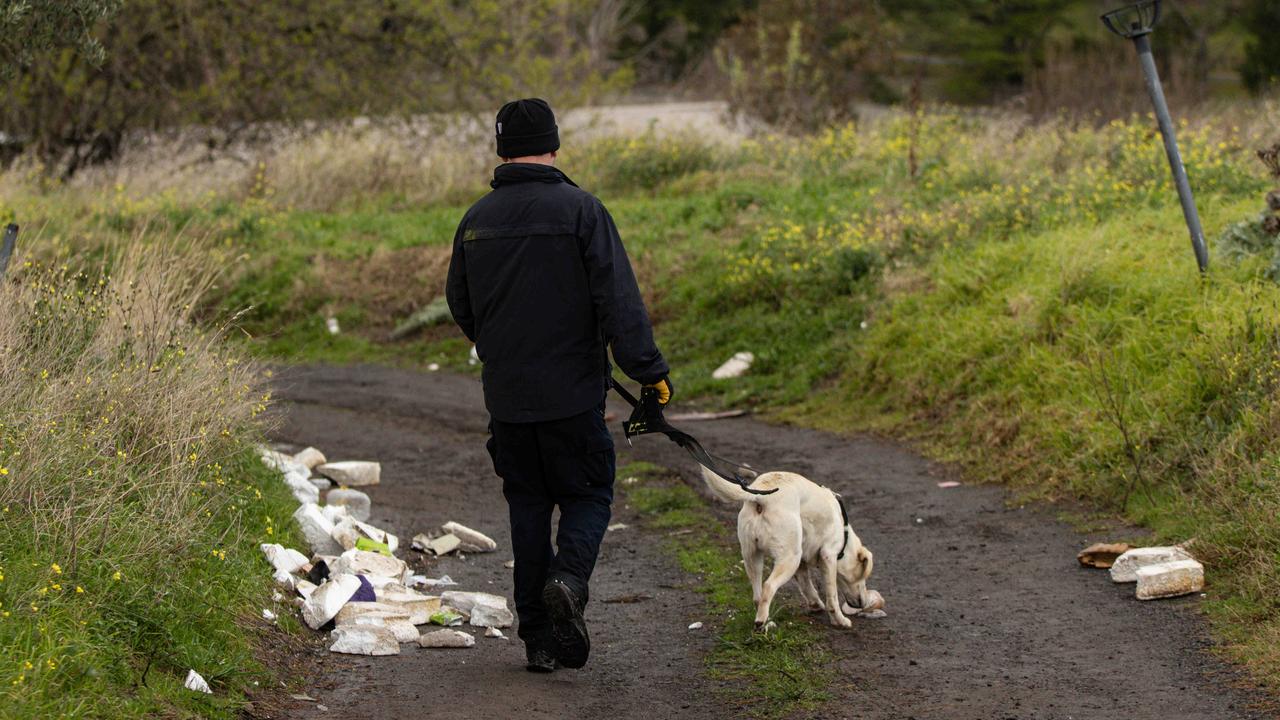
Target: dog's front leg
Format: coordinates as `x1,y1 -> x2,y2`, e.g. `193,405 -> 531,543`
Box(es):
820,552 -> 853,628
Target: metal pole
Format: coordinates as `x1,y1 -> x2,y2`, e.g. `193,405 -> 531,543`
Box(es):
1132,34 -> 1209,272
0,224 -> 16,280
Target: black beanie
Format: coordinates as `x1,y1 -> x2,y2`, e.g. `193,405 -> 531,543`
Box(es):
495,98 -> 560,158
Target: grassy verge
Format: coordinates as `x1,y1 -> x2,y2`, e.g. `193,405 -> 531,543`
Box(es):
618,461 -> 834,718
0,244 -> 306,717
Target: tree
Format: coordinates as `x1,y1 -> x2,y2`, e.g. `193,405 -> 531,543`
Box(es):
0,0 -> 119,78
1240,0 -> 1280,94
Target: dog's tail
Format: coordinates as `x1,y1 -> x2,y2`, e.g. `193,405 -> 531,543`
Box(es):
699,465 -> 769,505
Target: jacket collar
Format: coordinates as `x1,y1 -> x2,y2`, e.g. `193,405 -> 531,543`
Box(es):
491,162 -> 578,189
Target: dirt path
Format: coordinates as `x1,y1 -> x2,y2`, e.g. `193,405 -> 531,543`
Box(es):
266,364 -> 1271,720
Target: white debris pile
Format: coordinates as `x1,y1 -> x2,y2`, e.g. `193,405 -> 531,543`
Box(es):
255,444 -> 515,663
1078,542 -> 1205,601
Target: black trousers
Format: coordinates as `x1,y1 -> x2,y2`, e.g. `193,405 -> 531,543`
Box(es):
487,404 -> 615,642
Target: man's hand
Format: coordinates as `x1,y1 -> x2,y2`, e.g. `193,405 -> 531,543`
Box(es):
645,377 -> 674,406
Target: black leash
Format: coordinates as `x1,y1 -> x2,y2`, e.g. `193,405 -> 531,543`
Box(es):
609,377 -> 775,496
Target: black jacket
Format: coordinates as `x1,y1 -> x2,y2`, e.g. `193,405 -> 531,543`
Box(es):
446,163 -> 669,423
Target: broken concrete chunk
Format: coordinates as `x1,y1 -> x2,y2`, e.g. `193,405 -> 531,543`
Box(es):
292,447 -> 328,470
441,591 -> 513,629
284,471 -> 321,505
336,601 -> 411,625
326,489 -> 371,522
441,521 -> 497,552
316,461 -> 381,487
418,629 -> 475,648
377,588 -> 443,624
273,569 -> 298,590
260,544 -> 309,575
1077,542 -> 1133,569
295,579 -> 318,599
301,574 -> 362,629
343,612 -> 420,643
427,533 -> 461,556
330,519 -> 362,551
329,626 -> 400,655
331,549 -> 408,582
1110,546 -> 1194,583
320,504 -> 351,524
1135,559 -> 1204,600
293,503 -> 344,556
308,476 -> 333,491
712,351 -> 754,380
485,627 -> 505,639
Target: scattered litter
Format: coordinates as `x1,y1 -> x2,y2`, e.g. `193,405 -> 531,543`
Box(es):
602,593 -> 653,604
419,629 -> 475,648
325,489 -> 371,522
326,317 -> 341,335
317,705 -> 328,712
503,560 -> 515,569
292,447 -> 328,470
408,574 -> 457,591
666,410 -> 750,422
762,621 -> 778,632
302,574 -> 363,629
606,523 -> 629,532
468,345 -> 480,366
441,521 -> 498,552
1110,546 -> 1194,583
329,626 -> 400,656
184,669 -> 212,694
859,320 -> 869,330
427,363 -> 441,372
1136,559 -> 1204,600
688,622 -> 703,630
915,517 -> 924,524
485,627 -> 506,639
622,476 -> 639,486
429,609 -> 465,627
262,608 -> 277,622
427,533 -> 461,556
350,575 -> 378,603
272,590 -> 284,602
355,537 -> 392,556
441,591 -> 514,629
1077,542 -> 1133,569
331,549 -> 409,584
306,560 -> 331,586
290,694 -> 316,702
936,481 -> 961,489
712,351 -> 754,380
316,461 -> 381,487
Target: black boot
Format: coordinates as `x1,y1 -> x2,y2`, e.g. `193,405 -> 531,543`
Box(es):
542,578 -> 590,669
525,637 -> 558,673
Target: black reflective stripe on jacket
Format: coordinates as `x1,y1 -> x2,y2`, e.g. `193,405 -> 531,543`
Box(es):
445,163 -> 669,423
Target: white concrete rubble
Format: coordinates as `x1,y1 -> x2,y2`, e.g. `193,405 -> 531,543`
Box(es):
273,569 -> 297,590
302,573 -> 362,629
292,447 -> 328,470
441,591 -> 513,629
712,351 -> 754,379
1110,546 -> 1194,583
1136,559 -> 1204,600
341,612 -> 420,643
418,629 -> 475,648
441,521 -> 498,552
329,626 -> 400,655
485,627 -> 505,639
293,503 -> 345,556
260,543 -> 310,574
326,489 -> 372,522
295,579 -> 318,599
184,669 -> 212,694
426,533 -> 461,556
308,476 -> 333,491
284,470 -> 321,505
316,461 -> 381,487
321,504 -> 351,524
377,588 -> 443,625
331,549 -> 409,582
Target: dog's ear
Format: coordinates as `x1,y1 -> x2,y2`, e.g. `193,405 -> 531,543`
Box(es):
856,547 -> 874,580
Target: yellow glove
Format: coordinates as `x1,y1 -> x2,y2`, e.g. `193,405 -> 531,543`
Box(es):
645,377 -> 673,406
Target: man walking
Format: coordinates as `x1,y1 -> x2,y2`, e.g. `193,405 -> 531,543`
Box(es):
445,98 -> 672,673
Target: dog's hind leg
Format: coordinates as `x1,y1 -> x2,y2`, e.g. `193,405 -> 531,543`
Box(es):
755,551 -> 802,629
794,563 -> 825,611
741,537 -> 765,606
820,552 -> 853,628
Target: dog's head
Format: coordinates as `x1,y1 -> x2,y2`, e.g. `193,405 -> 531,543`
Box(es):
836,533 -> 881,611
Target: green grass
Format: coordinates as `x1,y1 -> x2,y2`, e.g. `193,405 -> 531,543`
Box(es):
618,462 -> 835,718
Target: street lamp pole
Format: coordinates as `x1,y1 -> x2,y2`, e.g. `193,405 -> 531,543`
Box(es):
1102,0 -> 1209,273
